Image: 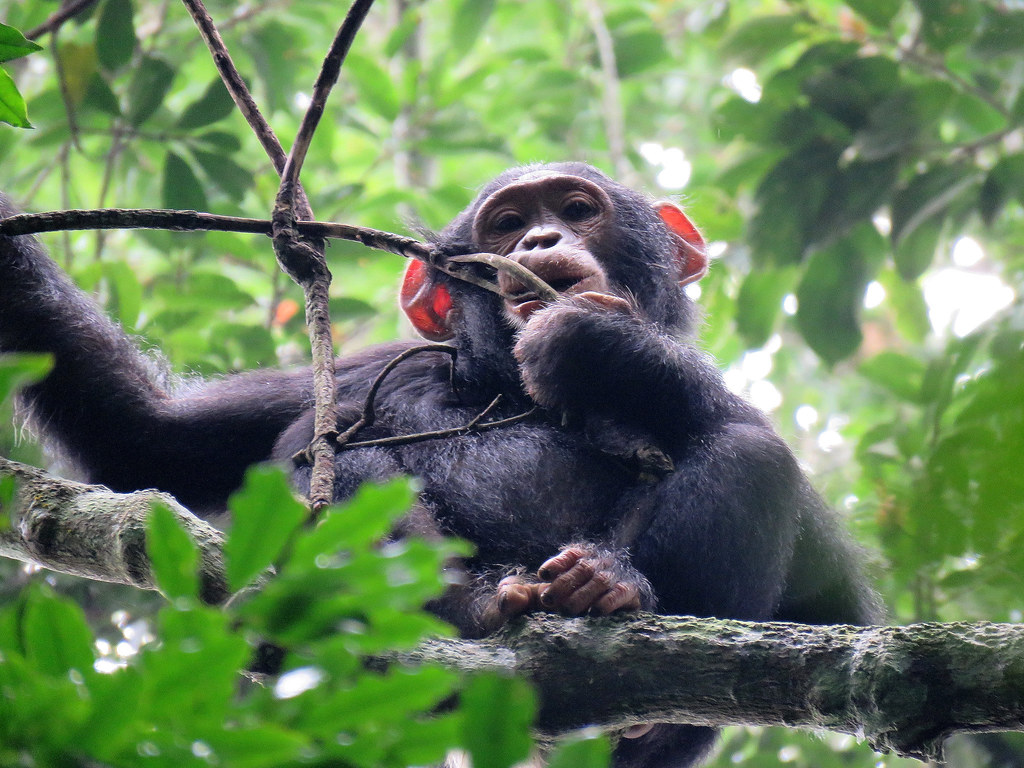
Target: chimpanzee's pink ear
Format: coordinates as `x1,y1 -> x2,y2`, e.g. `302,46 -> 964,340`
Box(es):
400,260 -> 455,341
655,202 -> 709,287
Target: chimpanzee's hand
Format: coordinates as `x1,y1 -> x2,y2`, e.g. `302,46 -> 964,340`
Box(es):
537,544 -> 653,616
478,572 -> 545,633
513,291 -> 638,410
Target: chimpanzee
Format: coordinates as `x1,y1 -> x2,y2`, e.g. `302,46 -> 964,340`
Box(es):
0,162 -> 881,768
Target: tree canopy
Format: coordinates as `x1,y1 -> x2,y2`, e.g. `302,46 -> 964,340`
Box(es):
1,0 -> 1024,765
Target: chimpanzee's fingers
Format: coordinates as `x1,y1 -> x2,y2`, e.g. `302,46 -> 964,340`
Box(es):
559,571 -> 613,615
573,291 -> 633,313
538,546 -> 586,581
540,560 -> 594,607
593,582 -> 642,615
622,724 -> 655,739
495,575 -> 542,616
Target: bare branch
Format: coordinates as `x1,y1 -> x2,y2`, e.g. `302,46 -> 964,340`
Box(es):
449,252 -> 558,302
335,344 -> 457,446
26,0 -> 98,40
180,0 -> 313,219
0,208 -> 554,298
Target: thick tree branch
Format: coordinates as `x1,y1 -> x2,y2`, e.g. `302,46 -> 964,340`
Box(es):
404,615 -> 1024,762
2,456 -> 1023,761
0,456 -> 229,605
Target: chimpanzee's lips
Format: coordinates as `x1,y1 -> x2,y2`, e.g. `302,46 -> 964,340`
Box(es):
503,272 -> 606,321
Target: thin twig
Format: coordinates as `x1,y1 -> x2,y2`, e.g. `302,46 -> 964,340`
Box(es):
271,0 -> 376,513
179,0 -> 313,218
0,208 -> 554,298
26,0 -> 98,40
335,344 -> 458,447
337,407 -> 539,451
584,0 -> 631,183
449,252 -> 558,302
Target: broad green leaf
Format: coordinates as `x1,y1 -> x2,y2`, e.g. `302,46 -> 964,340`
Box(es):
72,667 -> 143,757
721,15 -> 809,63
147,500 -> 200,600
22,585 -> 95,676
224,466 -> 307,593
192,149 -> 253,202
891,164 -> 977,245
0,23 -> 42,63
796,226 -> 884,364
612,29 -> 668,77
177,78 -> 236,129
126,54 -> 174,126
846,0 -> 901,28
451,0 -> 495,52
914,0 -> 982,50
461,673 -> 536,768
979,154 -> 1024,226
0,66 -> 32,127
141,606 -> 248,724
735,268 -> 794,348
83,74 -> 121,116
162,151 -> 208,211
860,351 -> 927,402
196,727 -> 307,768
103,260 -> 142,331
547,734 -> 612,768
57,41 -> 98,105
0,353 -> 52,405
96,0 -> 136,71
970,9 -> 1024,58
346,53 -> 401,122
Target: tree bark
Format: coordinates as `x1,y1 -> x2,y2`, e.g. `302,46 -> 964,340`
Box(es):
0,456 -> 229,604
3,455 -> 1024,761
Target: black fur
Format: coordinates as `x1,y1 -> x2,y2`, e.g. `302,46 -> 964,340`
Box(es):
0,166 -> 881,768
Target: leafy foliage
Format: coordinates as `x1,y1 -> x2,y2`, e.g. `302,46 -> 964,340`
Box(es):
1,0 -> 1024,765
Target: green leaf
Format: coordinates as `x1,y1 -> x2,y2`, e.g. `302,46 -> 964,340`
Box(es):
162,151 -> 208,211
461,673 -> 536,768
914,0 -> 982,51
83,74 -> 121,116
860,351 -> 927,402
612,29 -> 668,77
22,585 -> 95,676
96,0 -> 136,71
197,727 -> 307,768
177,78 -> 236,129
73,667 -> 143,757
0,66 -> 32,128
126,54 -> 175,126
846,0 -> 901,28
451,0 -> 495,52
103,260 -> 142,331
979,154 -> 1024,226
971,9 -> 1024,58
0,353 -> 52,405
890,163 -> 980,279
796,226 -> 884,364
345,53 -> 401,122
547,734 -> 612,768
147,500 -> 201,600
192,149 -> 253,202
224,466 -> 307,593
735,268 -> 794,348
721,15 -> 809,63
0,23 -> 43,63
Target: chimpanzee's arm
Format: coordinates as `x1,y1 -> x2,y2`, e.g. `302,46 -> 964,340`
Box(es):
0,200 -> 313,511
514,296 -> 732,448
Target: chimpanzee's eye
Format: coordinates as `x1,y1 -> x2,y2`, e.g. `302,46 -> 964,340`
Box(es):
493,213 -> 525,233
562,199 -> 597,222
